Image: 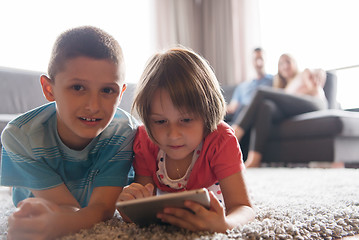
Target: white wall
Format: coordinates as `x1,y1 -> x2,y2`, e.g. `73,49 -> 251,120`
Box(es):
0,0 -> 155,83
258,0 -> 359,109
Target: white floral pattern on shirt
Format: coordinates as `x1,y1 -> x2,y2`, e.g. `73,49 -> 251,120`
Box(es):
156,142 -> 224,204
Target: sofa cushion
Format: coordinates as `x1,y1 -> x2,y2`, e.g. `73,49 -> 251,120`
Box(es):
270,109 -> 359,140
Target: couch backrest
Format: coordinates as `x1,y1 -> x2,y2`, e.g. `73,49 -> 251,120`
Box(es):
0,67 -> 47,114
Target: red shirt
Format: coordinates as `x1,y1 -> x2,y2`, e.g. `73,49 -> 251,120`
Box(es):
133,122 -> 244,193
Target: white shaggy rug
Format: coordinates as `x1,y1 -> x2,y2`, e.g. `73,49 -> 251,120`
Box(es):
1,168 -> 359,240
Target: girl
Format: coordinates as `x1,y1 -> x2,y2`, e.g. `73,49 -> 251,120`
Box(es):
231,53 -> 328,168
118,47 -> 255,233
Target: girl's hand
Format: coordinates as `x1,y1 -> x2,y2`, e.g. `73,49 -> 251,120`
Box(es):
117,177 -> 155,223
117,182 -> 154,223
117,183 -> 154,202
157,191 -> 230,233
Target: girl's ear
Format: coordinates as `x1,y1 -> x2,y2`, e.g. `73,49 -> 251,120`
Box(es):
40,75 -> 55,101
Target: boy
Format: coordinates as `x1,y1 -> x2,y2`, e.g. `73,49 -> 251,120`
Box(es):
0,26 -> 138,239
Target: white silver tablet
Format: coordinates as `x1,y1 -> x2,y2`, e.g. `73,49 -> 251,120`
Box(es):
116,188 -> 210,227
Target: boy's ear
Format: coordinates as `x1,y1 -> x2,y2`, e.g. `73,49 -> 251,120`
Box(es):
117,83 -> 127,107
119,83 -> 127,99
40,75 -> 55,101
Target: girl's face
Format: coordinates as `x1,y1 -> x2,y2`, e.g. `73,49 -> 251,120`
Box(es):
149,88 -> 205,162
278,55 -> 297,81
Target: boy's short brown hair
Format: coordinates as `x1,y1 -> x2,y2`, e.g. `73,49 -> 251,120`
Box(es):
48,26 -> 125,82
133,47 -> 226,140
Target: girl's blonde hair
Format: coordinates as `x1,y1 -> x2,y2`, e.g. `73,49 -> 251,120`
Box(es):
133,47 -> 226,141
273,53 -> 299,89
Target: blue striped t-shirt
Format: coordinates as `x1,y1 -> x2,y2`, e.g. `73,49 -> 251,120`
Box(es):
0,102 -> 139,207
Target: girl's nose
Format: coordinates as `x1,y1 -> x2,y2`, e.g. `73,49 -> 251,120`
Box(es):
168,124 -> 181,139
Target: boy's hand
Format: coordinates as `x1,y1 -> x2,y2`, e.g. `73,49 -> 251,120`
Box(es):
156,191 -> 230,233
8,186 -> 121,240
7,198 -> 61,240
117,183 -> 154,201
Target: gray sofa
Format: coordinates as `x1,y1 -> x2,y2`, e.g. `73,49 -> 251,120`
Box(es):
223,72 -> 359,166
263,72 -> 359,166
1,66 -> 359,166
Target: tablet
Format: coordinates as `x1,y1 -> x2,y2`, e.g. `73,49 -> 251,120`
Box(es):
116,188 -> 210,227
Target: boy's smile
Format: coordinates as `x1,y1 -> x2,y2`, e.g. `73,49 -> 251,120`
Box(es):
79,117 -> 102,126
41,57 -> 126,150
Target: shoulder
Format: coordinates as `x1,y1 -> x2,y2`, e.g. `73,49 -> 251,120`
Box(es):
239,80 -> 251,88
265,74 -> 274,81
233,81 -> 250,94
132,125 -> 159,174
113,108 -> 140,128
136,125 -> 149,138
2,102 -> 56,142
1,102 -> 57,160
203,122 -> 239,150
259,74 -> 273,85
212,121 -> 234,136
133,125 -> 158,154
199,122 -> 244,178
102,108 -> 140,139
265,73 -> 273,78
7,102 -> 56,130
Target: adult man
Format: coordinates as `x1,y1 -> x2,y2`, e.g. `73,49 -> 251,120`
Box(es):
225,48 -> 273,124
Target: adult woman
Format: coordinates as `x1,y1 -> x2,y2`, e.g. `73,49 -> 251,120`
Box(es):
232,54 -> 327,168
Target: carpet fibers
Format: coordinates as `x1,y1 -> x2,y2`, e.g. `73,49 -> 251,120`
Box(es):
1,168 -> 358,240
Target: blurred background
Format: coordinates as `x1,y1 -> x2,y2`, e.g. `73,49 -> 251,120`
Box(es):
0,0 -> 358,109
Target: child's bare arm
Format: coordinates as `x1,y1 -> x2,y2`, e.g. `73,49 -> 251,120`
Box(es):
219,171 -> 255,228
31,184 -> 81,210
7,185 -> 122,240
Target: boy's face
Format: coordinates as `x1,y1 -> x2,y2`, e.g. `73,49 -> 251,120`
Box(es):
41,57 -> 126,150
